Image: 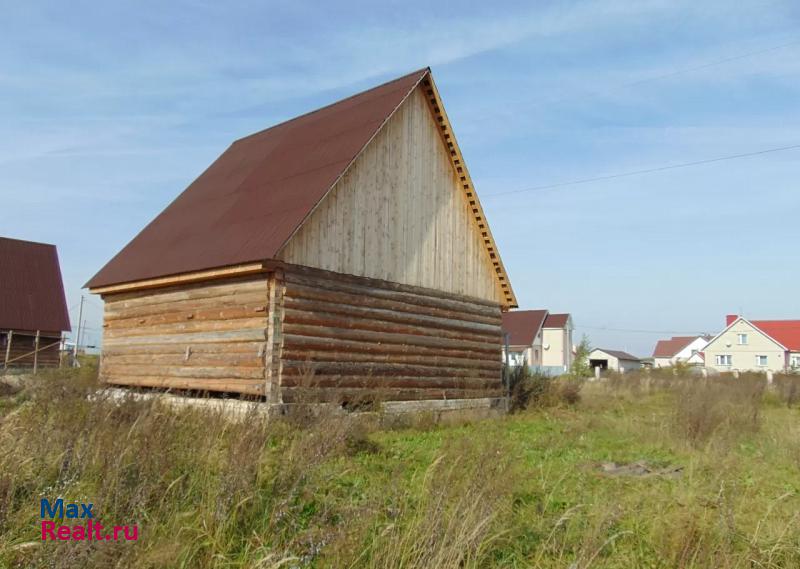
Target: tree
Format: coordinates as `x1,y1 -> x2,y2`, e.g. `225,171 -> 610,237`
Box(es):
570,334 -> 592,378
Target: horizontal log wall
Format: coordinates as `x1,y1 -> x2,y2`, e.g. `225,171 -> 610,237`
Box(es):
100,275 -> 269,395
276,264 -> 504,404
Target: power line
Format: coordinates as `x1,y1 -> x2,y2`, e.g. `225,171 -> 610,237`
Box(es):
576,325 -> 708,335
621,39 -> 800,89
517,38 -> 800,116
484,143 -> 800,197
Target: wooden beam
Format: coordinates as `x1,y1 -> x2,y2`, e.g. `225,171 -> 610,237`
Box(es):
90,263 -> 266,295
3,331 -> 12,369
33,330 -> 40,374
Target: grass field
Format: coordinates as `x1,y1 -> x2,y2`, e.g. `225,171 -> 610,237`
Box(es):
1,365 -> 799,568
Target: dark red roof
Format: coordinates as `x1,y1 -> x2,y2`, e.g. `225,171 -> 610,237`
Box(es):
750,320 -> 800,351
0,237 -> 70,333
543,313 -> 570,328
502,310 -> 548,346
653,336 -> 697,358
87,68 -> 429,288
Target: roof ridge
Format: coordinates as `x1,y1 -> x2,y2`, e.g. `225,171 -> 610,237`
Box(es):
233,67 -> 430,145
0,236 -> 56,248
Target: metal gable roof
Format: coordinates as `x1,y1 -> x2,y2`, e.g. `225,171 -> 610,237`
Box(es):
502,310 -> 548,346
0,237 -> 70,333
86,68 -> 429,289
86,68 -> 517,307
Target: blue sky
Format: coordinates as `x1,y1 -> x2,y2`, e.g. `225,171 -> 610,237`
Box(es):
2,0 -> 799,355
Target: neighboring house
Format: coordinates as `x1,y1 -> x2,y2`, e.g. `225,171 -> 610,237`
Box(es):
652,335 -> 711,367
541,313 -> 574,373
588,348 -> 642,373
501,310 -> 574,374
0,237 -> 70,368
704,314 -> 800,373
87,68 -> 518,409
501,310 -> 547,368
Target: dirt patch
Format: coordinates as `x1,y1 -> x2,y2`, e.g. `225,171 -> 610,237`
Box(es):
599,460 -> 683,478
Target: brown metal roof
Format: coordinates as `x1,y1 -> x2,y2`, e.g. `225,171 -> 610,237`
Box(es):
543,313 -> 570,329
0,237 -> 70,333
652,335 -> 699,358
86,68 -> 430,289
501,310 -> 548,347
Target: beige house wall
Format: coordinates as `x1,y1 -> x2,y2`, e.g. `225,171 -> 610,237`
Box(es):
542,327 -> 570,369
704,319 -> 787,373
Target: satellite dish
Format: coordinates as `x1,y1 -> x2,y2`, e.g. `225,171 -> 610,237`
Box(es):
543,343 -> 550,350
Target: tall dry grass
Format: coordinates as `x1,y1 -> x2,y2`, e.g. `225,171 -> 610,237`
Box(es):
0,365 -> 520,568
673,373 -> 766,446
2,364 -> 799,567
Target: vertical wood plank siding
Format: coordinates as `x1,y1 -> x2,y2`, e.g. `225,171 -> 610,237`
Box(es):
278,87 -> 504,305
99,274 -> 270,395
277,264 -> 503,404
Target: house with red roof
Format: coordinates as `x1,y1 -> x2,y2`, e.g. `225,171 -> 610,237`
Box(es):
501,310 -> 547,368
501,310 -> 573,374
652,335 -> 711,367
703,314 -> 800,373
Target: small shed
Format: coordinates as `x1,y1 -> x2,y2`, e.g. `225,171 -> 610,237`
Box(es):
87,68 -> 517,409
588,348 -> 641,373
0,237 -> 71,368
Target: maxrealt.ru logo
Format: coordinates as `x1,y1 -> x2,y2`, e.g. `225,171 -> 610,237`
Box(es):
40,498 -> 138,541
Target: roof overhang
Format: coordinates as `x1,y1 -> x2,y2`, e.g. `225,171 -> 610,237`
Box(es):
89,262 -> 266,295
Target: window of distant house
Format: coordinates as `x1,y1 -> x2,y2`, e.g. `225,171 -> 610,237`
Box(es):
716,354 -> 732,366
792,356 -> 800,369
755,355 -> 768,367
737,333 -> 748,345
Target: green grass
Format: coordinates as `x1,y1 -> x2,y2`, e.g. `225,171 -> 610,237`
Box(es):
1,366 -> 799,568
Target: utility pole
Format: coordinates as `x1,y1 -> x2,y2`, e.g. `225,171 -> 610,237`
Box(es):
73,295 -> 84,367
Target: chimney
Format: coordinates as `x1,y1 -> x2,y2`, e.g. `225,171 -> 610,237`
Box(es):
726,314 -> 738,326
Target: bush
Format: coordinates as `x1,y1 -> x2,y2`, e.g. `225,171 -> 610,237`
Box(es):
506,367 -> 582,412
507,366 -> 550,412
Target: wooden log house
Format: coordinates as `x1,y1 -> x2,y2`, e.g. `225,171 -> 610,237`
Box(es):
87,68 -> 518,408
1,237 -> 71,369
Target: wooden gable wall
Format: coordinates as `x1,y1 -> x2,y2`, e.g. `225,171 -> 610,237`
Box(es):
277,86 -> 505,305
